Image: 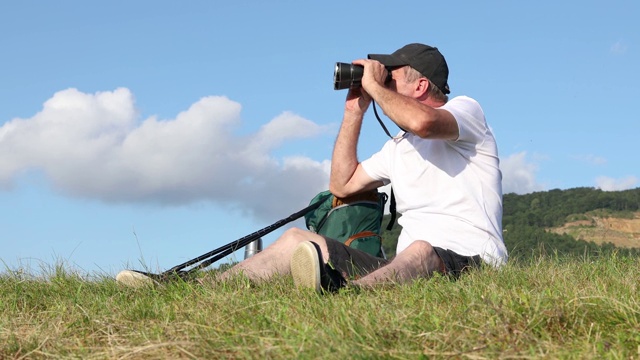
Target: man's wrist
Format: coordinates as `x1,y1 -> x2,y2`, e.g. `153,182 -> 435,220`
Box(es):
343,109 -> 365,122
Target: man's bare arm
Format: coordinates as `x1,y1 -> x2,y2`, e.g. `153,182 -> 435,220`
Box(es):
329,88 -> 384,198
369,86 -> 458,139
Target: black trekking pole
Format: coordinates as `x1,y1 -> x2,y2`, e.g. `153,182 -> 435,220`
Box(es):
119,200 -> 322,283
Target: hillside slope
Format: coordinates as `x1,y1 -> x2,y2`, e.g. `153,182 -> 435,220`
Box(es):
548,211 -> 640,248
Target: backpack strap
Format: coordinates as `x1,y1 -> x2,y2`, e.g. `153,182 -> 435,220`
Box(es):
344,231 -> 379,247
386,187 -> 397,231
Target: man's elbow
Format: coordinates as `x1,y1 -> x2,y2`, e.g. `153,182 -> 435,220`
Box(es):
403,116 -> 432,138
329,183 -> 348,199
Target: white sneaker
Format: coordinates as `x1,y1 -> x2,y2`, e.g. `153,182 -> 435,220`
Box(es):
115,270 -> 160,288
290,241 -> 322,293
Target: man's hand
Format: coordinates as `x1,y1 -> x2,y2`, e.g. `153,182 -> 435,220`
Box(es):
353,59 -> 389,93
343,58 -> 389,115
344,83 -> 372,115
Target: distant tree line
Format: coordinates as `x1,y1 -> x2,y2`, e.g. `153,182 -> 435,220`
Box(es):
381,187 -> 640,260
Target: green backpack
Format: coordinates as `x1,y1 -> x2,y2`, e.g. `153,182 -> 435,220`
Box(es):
304,190 -> 388,258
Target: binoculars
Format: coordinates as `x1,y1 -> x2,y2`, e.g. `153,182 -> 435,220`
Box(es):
333,62 -> 392,90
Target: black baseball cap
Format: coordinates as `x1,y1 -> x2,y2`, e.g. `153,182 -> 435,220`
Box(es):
368,43 -> 450,94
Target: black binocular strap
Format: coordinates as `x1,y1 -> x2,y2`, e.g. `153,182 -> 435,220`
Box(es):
372,101 -> 397,232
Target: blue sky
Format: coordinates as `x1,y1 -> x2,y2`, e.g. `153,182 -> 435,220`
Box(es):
1,1 -> 638,276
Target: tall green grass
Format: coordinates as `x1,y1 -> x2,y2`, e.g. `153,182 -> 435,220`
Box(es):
1,254 -> 638,359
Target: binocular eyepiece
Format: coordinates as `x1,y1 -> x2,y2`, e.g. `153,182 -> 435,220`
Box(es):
333,62 -> 393,90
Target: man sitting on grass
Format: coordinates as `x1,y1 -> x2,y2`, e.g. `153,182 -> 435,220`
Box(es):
118,43 -> 508,291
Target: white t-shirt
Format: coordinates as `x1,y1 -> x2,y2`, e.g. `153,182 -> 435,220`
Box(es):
361,96 -> 508,266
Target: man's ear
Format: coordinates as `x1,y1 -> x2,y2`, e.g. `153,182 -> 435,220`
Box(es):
415,78 -> 429,100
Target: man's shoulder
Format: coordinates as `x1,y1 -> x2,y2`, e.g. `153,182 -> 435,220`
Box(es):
441,95 -> 485,122
444,95 -> 482,110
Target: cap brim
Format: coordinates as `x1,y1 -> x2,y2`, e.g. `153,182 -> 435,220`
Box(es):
367,54 -> 407,67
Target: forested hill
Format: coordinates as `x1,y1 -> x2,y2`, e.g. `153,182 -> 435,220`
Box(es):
381,187 -> 640,260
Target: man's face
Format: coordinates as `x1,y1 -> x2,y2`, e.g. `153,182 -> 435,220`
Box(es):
387,66 -> 416,98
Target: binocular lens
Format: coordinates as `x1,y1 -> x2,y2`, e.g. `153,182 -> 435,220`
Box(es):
333,62 -> 364,90
333,62 -> 393,90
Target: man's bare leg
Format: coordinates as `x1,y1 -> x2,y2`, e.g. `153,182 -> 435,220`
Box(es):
216,228 -> 330,283
351,240 -> 444,287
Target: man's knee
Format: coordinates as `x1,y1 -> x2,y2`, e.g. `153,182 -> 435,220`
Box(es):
276,228 -> 329,260
278,227 -> 308,243
403,240 -> 444,273
278,228 -> 324,246
405,239 -> 435,254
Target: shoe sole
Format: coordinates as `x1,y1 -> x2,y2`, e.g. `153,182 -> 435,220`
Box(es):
290,242 -> 321,293
115,270 -> 160,288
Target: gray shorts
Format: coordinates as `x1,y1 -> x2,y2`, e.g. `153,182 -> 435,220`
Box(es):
432,247 -> 483,278
324,238 -> 388,279
323,238 -> 482,280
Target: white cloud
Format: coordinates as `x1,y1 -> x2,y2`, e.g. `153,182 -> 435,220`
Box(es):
0,88 -> 331,221
595,176 -> 638,191
610,40 -> 628,55
500,152 -> 545,194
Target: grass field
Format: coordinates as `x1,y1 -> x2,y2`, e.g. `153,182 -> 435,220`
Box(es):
1,254 -> 639,359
